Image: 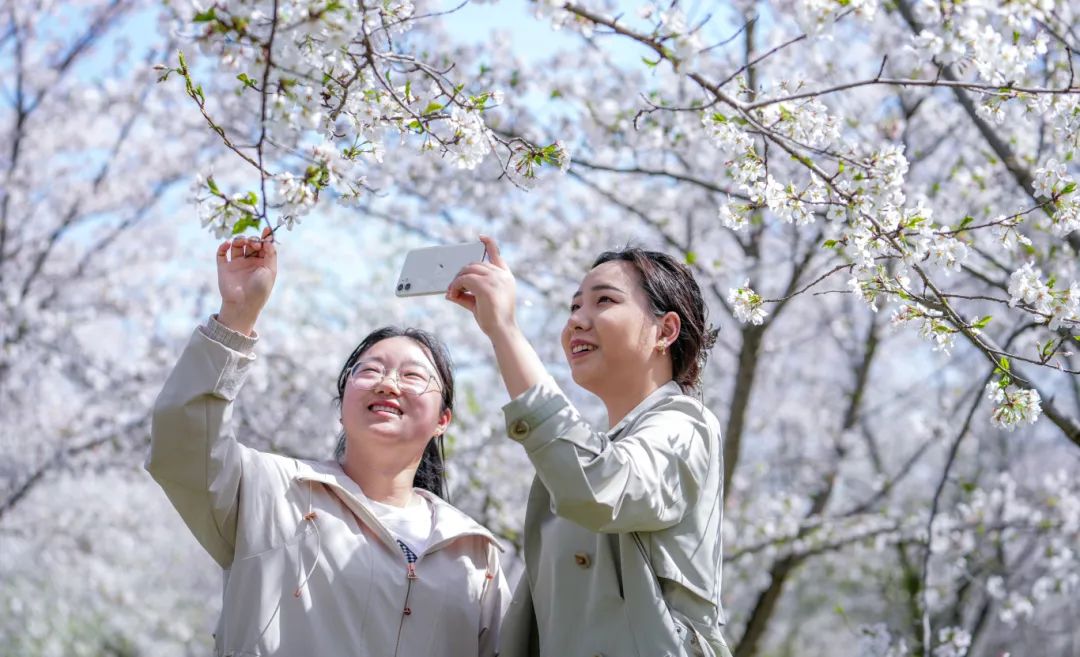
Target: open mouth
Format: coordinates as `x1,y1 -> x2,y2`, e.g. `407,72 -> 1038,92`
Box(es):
368,403 -> 403,417
569,340 -> 597,359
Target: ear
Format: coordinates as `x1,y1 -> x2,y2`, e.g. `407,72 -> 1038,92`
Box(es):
659,311 -> 681,347
435,408 -> 452,436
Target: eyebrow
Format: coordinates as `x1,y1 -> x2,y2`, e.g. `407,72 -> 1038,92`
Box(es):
571,284 -> 625,299
357,357 -> 436,372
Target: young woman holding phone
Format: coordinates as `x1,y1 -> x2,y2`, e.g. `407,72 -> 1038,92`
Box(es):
147,229 -> 508,657
448,236 -> 732,657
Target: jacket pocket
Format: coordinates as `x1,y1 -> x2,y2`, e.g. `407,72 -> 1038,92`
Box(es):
672,617 -> 736,657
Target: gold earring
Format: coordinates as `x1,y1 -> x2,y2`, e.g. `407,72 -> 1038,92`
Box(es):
657,341 -> 667,355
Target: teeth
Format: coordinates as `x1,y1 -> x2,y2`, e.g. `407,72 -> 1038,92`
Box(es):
370,404 -> 402,416
572,344 -> 596,354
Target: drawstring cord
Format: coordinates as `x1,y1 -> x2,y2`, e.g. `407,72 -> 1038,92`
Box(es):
226,481 -> 321,654
294,482 -> 322,598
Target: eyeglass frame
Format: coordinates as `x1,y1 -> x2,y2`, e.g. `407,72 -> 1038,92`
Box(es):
346,359 -> 444,397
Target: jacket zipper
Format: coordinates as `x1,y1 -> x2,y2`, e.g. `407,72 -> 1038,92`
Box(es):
392,562 -> 418,657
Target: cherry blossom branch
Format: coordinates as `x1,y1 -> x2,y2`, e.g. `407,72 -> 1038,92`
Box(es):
254,0 -> 279,231
570,157 -> 749,200
894,0 -> 1080,255
159,51 -> 264,173
743,77 -> 1080,112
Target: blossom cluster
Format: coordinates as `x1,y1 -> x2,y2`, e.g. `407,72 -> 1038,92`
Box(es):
985,380 -> 1042,429
1032,158 -> 1080,237
910,1 -> 1052,84
790,0 -> 879,36
889,302 -> 957,354
172,0 -> 563,235
1007,262 -> 1080,331
728,280 -> 769,325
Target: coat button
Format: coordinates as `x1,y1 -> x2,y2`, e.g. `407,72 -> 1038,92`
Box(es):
574,552 -> 591,569
510,419 -> 530,438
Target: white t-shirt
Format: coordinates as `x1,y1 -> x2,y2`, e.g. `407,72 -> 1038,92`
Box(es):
361,491 -> 434,556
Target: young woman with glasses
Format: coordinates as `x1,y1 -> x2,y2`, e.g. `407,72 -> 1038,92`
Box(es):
147,228 -> 508,657
448,236 -> 732,657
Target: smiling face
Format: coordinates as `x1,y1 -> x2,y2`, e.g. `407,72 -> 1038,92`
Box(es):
561,260 -> 668,398
340,336 -> 451,454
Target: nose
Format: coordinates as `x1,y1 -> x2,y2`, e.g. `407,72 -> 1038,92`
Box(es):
372,372 -> 402,395
567,306 -> 589,332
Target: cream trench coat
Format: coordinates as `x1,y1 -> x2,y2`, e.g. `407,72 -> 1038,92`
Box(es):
146,321 -> 509,657
496,379 -> 732,657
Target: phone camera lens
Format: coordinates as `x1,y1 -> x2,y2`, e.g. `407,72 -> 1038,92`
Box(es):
397,283 -> 404,291
405,283 -> 412,290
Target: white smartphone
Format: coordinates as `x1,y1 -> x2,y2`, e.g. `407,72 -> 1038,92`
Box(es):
395,242 -> 487,297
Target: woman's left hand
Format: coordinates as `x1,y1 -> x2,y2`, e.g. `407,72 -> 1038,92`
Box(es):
447,236 -> 518,340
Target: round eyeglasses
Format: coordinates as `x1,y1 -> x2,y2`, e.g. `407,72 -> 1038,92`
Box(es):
347,361 -> 442,397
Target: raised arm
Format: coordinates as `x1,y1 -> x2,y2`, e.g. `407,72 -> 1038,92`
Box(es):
145,230 -> 277,567
504,381 -> 714,533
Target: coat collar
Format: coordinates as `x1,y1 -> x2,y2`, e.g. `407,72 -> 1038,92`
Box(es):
606,380 -> 684,438
294,459 -> 502,553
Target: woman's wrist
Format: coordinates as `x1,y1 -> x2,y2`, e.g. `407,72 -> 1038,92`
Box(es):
485,317 -> 521,345
489,324 -> 547,399
216,303 -> 259,336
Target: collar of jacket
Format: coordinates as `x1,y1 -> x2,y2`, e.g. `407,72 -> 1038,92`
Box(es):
605,380 -> 684,437
294,459 -> 503,555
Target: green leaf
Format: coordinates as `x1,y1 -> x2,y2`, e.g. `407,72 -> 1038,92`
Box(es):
231,216 -> 260,235
973,315 -> 992,329
421,102 -> 444,115
1061,182 -> 1076,195
999,356 -> 1011,372
822,239 -> 838,249
957,215 -> 974,230
685,251 -> 697,265
237,73 -> 257,89
239,191 -> 258,206
193,8 -> 216,22
206,177 -> 220,195
642,57 -> 659,68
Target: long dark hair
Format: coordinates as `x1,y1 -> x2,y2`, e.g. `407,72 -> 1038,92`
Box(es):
592,248 -> 718,390
334,326 -> 454,499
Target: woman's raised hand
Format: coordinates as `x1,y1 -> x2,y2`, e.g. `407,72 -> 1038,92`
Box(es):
446,236 -> 518,340
447,236 -> 547,398
216,226 -> 277,336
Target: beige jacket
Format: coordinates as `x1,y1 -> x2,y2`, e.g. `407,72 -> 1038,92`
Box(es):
146,323 -> 509,657
497,379 -> 732,657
